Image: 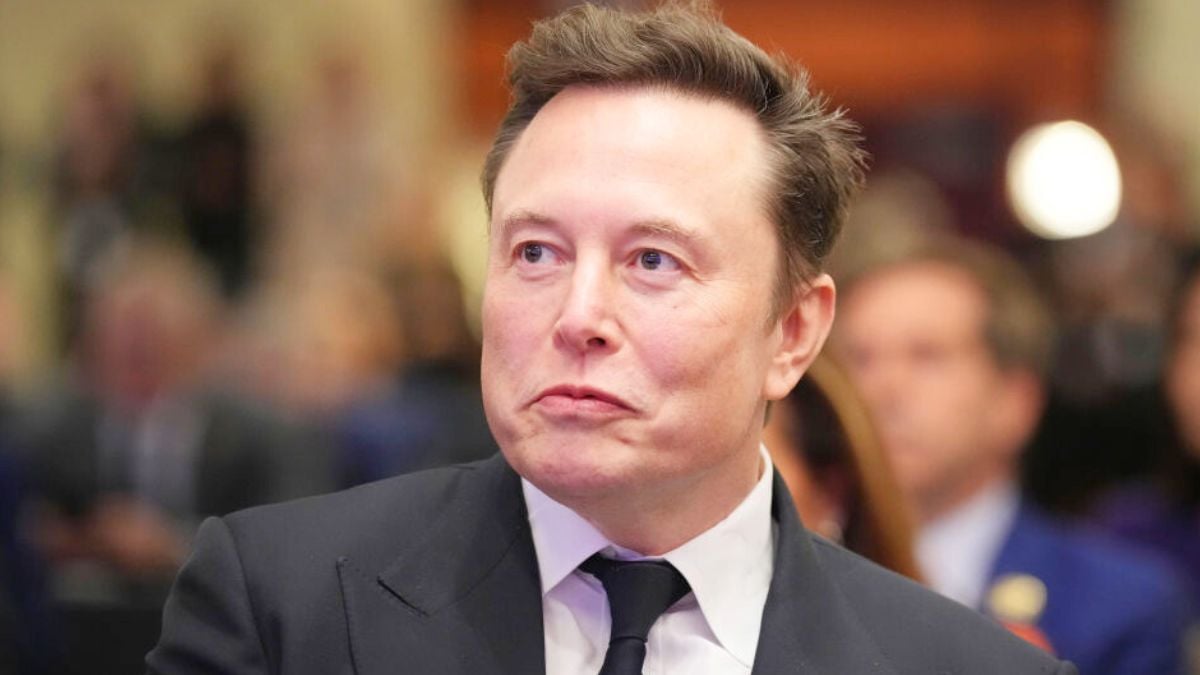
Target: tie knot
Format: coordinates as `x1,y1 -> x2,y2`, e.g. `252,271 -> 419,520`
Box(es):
580,554 -> 691,642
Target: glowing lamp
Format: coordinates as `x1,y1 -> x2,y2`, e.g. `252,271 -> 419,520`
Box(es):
1006,121 -> 1121,240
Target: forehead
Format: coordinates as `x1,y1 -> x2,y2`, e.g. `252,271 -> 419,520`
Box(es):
490,84 -> 773,234
842,261 -> 989,343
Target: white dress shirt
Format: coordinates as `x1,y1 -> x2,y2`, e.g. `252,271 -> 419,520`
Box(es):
916,480 -> 1019,609
523,447 -> 776,675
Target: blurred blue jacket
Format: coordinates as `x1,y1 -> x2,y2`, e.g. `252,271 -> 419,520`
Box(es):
987,503 -> 1192,675
0,440 -> 58,674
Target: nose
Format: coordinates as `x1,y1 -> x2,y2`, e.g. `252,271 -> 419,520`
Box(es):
553,256 -> 621,355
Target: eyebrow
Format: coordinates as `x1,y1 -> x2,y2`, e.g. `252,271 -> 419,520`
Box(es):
497,210 -> 703,248
626,218 -> 704,248
496,210 -> 556,245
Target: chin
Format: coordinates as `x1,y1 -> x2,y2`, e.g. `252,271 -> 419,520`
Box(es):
502,436 -> 642,502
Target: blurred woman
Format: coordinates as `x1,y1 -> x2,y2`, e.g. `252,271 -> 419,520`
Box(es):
765,354 -> 922,580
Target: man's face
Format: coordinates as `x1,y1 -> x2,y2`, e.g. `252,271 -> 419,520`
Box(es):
482,86 -> 814,508
836,263 -> 1017,517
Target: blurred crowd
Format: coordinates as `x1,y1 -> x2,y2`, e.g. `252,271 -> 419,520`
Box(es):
0,13 -> 1198,675
0,39 -> 494,674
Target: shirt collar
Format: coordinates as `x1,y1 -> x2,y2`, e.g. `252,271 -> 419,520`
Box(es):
917,479 -> 1019,608
522,477 -> 613,596
522,446 -> 776,667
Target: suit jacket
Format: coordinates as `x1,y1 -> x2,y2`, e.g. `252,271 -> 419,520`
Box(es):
988,503 -> 1190,675
0,443 -> 57,674
148,455 -> 1074,674
22,382 -> 333,521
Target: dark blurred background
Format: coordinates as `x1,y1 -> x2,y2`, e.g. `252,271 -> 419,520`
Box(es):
0,0 -> 1196,672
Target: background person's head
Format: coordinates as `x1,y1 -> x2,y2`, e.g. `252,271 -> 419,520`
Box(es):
477,2 -> 865,552
1164,255 -> 1200,468
78,240 -> 223,412
835,237 -> 1053,522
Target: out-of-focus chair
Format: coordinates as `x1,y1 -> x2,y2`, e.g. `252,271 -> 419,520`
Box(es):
765,354 -> 922,580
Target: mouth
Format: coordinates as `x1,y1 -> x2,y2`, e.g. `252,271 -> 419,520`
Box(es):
532,385 -> 635,417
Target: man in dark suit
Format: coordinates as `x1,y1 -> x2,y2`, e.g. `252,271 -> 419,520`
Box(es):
835,235 -> 1190,674
149,4 -> 1074,673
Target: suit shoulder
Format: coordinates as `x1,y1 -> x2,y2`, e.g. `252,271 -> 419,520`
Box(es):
222,458 -> 498,561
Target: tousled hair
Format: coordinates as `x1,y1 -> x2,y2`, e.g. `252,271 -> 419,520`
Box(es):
481,1 -> 867,316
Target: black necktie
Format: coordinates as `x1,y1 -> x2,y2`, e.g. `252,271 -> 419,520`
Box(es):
580,553 -> 692,675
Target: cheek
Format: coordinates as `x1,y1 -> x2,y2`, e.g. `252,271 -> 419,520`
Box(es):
1174,386 -> 1200,429
920,365 -> 986,413
922,378 -> 1005,457
1169,351 -> 1200,407
481,286 -> 540,364
638,303 -> 764,388
884,373 -> 980,454
1167,361 -> 1200,449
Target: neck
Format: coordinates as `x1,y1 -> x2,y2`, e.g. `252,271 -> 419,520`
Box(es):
916,467 -> 1015,526
569,447 -> 764,556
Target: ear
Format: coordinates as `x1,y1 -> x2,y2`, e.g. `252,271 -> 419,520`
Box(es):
763,273 -> 836,401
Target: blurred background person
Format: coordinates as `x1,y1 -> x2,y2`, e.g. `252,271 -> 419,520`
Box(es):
174,35 -> 259,300
259,46 -> 409,282
1090,252 -> 1200,630
764,354 -> 922,580
215,258 -> 494,490
337,258 -> 496,487
834,235 -> 1192,674
49,50 -> 173,351
0,438 -> 58,674
0,278 -> 59,674
221,265 -> 402,426
18,240 -> 332,673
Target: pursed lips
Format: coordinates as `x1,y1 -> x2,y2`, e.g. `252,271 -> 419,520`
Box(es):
531,385 -> 636,416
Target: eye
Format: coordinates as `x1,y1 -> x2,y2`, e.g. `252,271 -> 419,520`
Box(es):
635,249 -> 680,272
517,242 -> 558,265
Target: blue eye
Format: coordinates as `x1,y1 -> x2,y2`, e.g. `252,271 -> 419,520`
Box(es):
636,249 -> 679,272
522,243 -> 544,263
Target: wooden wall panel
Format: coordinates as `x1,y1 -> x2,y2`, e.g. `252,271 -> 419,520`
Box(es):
455,0 -> 1109,136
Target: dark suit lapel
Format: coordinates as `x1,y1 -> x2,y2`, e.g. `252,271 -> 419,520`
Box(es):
337,455 -> 545,675
752,472 -> 898,674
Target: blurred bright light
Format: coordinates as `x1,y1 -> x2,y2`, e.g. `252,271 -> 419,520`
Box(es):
1006,121 -> 1121,240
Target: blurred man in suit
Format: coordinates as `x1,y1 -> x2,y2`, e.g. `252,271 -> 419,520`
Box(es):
0,279 -> 58,674
26,241 -> 332,601
149,4 -> 1074,673
836,235 -> 1191,674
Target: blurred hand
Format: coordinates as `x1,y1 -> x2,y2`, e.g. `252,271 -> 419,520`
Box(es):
88,496 -> 188,577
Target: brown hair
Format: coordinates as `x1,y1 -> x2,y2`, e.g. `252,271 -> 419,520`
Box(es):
841,235 -> 1056,379
481,1 -> 867,315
